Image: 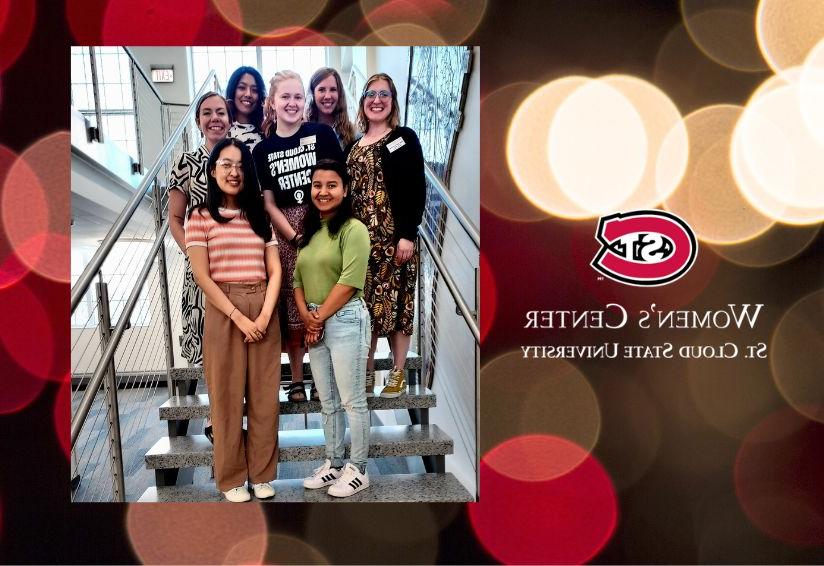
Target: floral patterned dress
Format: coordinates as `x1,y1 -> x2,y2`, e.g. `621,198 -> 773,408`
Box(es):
347,134 -> 418,336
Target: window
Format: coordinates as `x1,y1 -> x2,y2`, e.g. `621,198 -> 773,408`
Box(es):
190,46 -> 327,99
70,47 -> 139,162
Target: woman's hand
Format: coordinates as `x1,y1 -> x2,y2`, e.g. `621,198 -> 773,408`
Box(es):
305,328 -> 323,347
234,313 -> 263,342
394,238 -> 414,265
300,309 -> 324,332
252,311 -> 271,336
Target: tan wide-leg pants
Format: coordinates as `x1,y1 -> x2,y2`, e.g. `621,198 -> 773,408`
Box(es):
204,281 -> 280,491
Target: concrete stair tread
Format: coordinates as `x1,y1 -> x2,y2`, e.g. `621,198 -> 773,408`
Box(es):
171,352 -> 421,381
159,386 -> 435,419
137,472 -> 473,502
145,424 -> 453,469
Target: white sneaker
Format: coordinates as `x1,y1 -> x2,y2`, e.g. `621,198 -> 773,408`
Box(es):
327,463 -> 369,497
251,482 -> 275,499
223,486 -> 251,502
303,459 -> 343,489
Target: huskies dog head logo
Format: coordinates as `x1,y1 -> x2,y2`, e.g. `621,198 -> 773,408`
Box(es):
591,210 -> 698,286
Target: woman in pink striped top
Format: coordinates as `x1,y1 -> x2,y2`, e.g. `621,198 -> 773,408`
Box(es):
185,138 -> 282,502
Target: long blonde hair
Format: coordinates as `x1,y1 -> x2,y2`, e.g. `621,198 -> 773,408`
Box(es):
261,70 -> 303,138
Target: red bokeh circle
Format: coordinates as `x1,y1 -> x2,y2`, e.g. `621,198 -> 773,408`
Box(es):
102,0 -> 206,44
192,2 -> 243,44
480,251 -> 496,343
65,0 -> 108,44
0,280 -> 58,381
0,144 -> 30,290
1,132 -> 71,284
0,0 -> 35,73
734,406 -> 824,546
469,435 -> 619,564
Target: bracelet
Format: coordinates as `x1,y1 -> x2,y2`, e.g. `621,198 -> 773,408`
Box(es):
228,307 -> 237,320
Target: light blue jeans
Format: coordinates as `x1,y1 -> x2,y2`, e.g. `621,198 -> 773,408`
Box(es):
308,297 -> 370,469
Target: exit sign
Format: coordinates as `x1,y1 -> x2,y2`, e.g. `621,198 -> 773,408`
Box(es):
151,67 -> 174,83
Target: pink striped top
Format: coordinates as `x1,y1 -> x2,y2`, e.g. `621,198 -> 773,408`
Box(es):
184,208 -> 277,282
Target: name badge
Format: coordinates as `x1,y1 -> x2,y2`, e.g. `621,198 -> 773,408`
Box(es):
387,137 -> 406,153
300,135 -> 317,146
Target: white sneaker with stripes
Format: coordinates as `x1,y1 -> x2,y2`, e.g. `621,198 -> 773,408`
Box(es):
328,463 -> 369,497
303,459 -> 342,489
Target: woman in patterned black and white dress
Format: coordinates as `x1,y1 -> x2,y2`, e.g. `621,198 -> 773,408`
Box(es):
168,92 -> 231,413
226,66 -> 266,153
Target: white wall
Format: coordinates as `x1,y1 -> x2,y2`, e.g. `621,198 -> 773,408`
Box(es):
128,47 -> 193,105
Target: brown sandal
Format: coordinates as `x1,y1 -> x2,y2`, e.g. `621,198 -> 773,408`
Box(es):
287,382 -> 307,402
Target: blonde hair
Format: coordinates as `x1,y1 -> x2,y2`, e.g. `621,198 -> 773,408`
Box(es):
261,70 -> 304,138
356,73 -> 400,133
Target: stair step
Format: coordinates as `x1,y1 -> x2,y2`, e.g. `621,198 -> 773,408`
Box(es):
137,472 -> 473,502
145,424 -> 453,469
170,352 -> 421,382
159,385 -> 436,420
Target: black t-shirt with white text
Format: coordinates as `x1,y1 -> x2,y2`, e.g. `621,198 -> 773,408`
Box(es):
253,122 -> 343,208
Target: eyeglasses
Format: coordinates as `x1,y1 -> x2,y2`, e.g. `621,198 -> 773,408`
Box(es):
364,89 -> 392,100
216,159 -> 243,173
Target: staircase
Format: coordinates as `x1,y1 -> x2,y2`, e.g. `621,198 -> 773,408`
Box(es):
138,353 -> 473,502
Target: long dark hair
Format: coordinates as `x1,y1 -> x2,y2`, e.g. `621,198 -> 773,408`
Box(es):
225,66 -> 266,129
305,67 -> 356,147
195,138 -> 271,242
300,159 -> 354,247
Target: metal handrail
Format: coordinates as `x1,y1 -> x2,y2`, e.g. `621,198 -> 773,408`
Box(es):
71,71 -> 217,314
123,47 -> 164,104
71,219 -> 170,447
424,163 -> 479,249
419,229 -> 480,343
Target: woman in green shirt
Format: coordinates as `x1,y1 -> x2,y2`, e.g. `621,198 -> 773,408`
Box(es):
294,159 -> 372,497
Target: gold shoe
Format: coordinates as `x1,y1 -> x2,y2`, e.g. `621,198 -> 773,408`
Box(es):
365,370 -> 375,398
380,367 -> 406,398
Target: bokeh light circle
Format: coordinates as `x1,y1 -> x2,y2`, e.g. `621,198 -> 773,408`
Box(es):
799,38 -> 824,146
756,0 -> 824,75
211,0 -> 327,37
681,1 -> 768,72
481,81 -> 547,222
664,104 -> 774,244
506,76 -> 594,219
548,79 -> 648,214
223,533 -> 328,565
479,252 -> 495,343
358,23 -> 447,45
731,83 -> 824,224
54,377 -> 71,459
0,351 -> 46,415
0,281 -> 58,381
249,27 -> 336,46
2,132 -> 71,283
102,0 -> 207,43
0,0 -> 35,73
735,407 -> 824,545
770,289 -> 824,424
602,74 -> 689,212
470,436 -> 618,564
361,0 -> 487,44
710,223 -> 820,267
127,503 -> 267,564
0,144 -> 30,290
481,351 -> 601,480
686,327 -> 784,439
306,503 -> 440,564
65,0 -> 107,44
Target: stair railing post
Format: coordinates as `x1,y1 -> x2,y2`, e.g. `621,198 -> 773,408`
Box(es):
474,265 -> 480,500
152,179 -> 176,398
95,272 -> 126,502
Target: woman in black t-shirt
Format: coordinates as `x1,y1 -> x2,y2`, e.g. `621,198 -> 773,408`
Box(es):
253,70 -> 343,403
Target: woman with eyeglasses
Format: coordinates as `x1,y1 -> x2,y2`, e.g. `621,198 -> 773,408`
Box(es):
344,73 -> 426,399
226,66 -> 266,153
185,138 -> 282,503
305,67 -> 357,149
254,70 -> 343,404
168,92 -> 230,378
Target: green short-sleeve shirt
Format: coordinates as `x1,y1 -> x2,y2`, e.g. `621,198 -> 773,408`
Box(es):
293,218 -> 370,305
